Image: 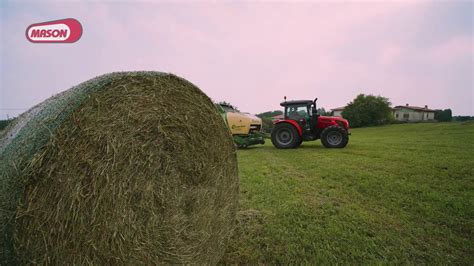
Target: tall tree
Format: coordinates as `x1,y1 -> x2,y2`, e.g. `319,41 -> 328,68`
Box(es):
342,94 -> 392,127
434,109 -> 452,122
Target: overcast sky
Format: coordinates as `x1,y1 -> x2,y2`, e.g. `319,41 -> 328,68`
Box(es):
1,1 -> 473,119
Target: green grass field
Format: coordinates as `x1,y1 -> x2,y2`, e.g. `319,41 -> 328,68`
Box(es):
221,122 -> 474,264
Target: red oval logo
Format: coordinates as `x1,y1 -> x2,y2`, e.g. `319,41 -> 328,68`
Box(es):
26,18 -> 82,43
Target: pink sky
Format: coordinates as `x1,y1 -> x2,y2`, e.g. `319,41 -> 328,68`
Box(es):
1,1 -> 473,119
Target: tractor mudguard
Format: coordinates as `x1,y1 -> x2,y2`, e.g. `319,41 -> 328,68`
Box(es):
274,120 -> 303,137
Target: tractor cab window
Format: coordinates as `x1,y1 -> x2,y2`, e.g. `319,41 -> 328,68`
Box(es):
287,105 -> 309,120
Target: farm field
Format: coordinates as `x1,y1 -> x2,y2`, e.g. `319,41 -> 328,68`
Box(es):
221,122 -> 474,264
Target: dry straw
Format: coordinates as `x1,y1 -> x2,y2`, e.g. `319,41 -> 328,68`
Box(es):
0,72 -> 238,264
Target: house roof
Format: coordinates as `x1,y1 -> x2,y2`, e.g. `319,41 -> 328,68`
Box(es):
331,107 -> 345,111
394,105 -> 435,112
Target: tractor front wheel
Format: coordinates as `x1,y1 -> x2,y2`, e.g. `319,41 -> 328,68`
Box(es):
321,126 -> 349,148
271,123 -> 301,149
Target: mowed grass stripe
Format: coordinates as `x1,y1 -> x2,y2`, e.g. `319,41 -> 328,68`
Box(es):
222,122 -> 474,264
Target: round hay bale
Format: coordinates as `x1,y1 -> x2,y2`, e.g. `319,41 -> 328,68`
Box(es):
0,72 -> 238,264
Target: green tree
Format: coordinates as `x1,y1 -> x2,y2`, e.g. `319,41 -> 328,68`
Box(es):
317,108 -> 330,116
342,94 -> 392,127
434,109 -> 452,122
0,119 -> 12,130
217,101 -> 239,112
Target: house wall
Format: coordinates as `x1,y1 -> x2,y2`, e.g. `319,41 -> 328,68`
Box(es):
393,108 -> 435,121
332,110 -> 343,117
426,112 -> 434,120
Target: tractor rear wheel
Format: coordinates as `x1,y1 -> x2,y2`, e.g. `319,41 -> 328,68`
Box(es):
271,123 -> 301,149
321,126 -> 349,148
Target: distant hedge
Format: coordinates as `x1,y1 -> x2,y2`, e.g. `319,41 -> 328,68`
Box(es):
453,116 -> 474,122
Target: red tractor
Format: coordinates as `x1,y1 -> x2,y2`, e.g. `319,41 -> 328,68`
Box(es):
271,97 -> 350,149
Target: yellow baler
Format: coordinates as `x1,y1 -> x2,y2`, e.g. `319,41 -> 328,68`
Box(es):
217,104 -> 265,148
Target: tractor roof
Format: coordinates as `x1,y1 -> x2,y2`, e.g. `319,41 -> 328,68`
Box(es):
280,100 -> 313,107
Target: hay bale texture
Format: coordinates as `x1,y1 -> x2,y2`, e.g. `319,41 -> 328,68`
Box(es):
0,72 -> 238,264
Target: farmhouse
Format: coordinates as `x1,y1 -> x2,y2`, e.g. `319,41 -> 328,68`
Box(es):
393,104 -> 435,122
331,107 -> 345,117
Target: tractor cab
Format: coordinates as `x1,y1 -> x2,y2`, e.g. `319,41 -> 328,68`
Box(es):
281,98 -> 319,135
